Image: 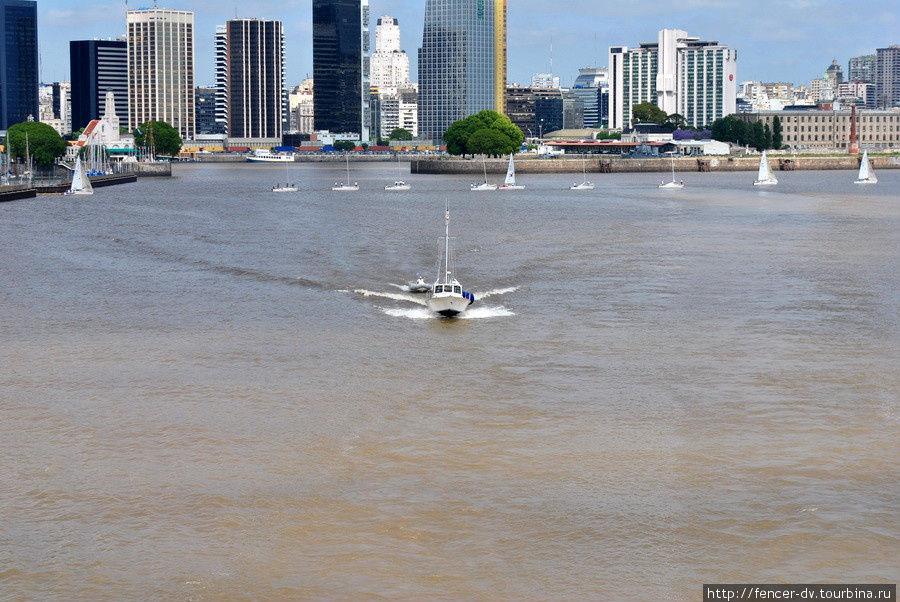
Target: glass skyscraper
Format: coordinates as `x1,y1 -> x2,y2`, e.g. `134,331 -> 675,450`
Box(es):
0,0 -> 38,130
313,0 -> 370,141
418,0 -> 506,142
70,39 -> 129,133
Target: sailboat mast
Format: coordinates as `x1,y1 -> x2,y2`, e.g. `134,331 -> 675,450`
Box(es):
444,206 -> 451,282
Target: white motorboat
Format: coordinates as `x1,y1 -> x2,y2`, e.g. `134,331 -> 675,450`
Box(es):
426,206 -> 475,318
332,156 -> 360,191
498,154 -> 525,190
385,155 -> 411,190
853,151 -> 877,184
471,155 -> 497,191
247,149 -> 294,163
385,181 -> 411,191
571,155 -> 595,189
753,151 -> 778,186
658,157 -> 684,189
407,275 -> 430,293
64,156 -> 93,196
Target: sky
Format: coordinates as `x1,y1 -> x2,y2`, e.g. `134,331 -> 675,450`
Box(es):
38,0 -> 900,87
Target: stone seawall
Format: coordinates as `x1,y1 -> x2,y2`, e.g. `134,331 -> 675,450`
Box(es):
135,162 -> 173,176
192,154 -> 406,163
0,185 -> 36,202
411,155 -> 900,175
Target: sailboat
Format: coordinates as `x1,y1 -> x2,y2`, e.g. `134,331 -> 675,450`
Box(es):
427,205 -> 476,318
471,155 -> 497,191
272,152 -> 299,192
853,151 -> 877,184
658,156 -> 684,189
753,150 -> 778,186
571,154 -> 595,190
498,153 -> 525,190
332,155 -> 359,191
64,156 -> 94,196
385,154 -> 411,190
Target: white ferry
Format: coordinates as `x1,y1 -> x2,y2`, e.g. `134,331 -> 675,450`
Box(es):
246,149 -> 294,163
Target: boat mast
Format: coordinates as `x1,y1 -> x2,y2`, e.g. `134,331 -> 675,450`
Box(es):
444,205 -> 451,283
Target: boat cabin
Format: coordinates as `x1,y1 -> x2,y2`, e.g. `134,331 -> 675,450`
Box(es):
433,284 -> 462,294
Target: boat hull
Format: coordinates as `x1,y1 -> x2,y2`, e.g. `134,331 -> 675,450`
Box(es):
571,183 -> 595,190
658,182 -> 684,189
499,185 -> 525,190
753,179 -> 778,186
471,184 -> 497,191
853,178 -> 877,184
385,184 -> 411,190
332,185 -> 360,191
427,293 -> 471,318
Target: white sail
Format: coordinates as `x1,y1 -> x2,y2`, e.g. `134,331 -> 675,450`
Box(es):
856,151 -> 876,183
504,154 -> 516,185
758,151 -> 770,181
68,156 -> 93,195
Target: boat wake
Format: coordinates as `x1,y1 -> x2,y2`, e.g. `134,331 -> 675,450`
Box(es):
474,286 -> 518,301
383,305 -> 514,320
353,289 -> 428,306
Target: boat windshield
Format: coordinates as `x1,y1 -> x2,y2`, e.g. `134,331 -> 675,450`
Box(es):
454,286 -> 461,293
434,285 -> 443,293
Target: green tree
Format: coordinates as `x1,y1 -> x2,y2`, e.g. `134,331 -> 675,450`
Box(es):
443,110 -> 524,156
333,140 -> 355,152
595,130 -> 622,141
466,128 -> 510,156
750,121 -> 766,151
772,115 -> 783,150
631,102 -> 667,126
763,123 -> 773,150
361,142 -> 370,151
711,115 -> 750,146
5,121 -> 68,167
664,113 -> 687,130
133,121 -> 183,156
388,128 -> 413,141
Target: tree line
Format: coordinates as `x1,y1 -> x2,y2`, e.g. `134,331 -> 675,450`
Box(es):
710,115 -> 783,151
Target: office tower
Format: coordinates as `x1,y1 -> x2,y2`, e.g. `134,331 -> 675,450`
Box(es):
214,25 -> 228,136
571,66 -> 609,127
875,45 -> 900,108
379,86 -> 418,138
609,29 -> 736,129
848,54 -> 876,84
127,8 -> 195,139
418,0 -> 507,141
494,0 -> 506,114
313,0 -> 370,140
221,19 -> 284,144
38,82 -> 71,134
0,0 -> 38,130
195,87 -> 219,134
370,16 -> 409,89
70,39 -> 128,132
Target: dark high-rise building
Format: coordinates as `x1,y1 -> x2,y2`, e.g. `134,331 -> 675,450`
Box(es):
69,39 -> 128,132
505,86 -> 563,137
225,19 -> 284,143
195,87 -> 220,135
418,0 -> 507,142
534,94 -> 564,135
313,0 -> 370,140
0,0 -> 38,130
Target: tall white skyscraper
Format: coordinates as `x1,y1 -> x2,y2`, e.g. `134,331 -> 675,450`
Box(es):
127,8 -> 195,139
214,25 -> 227,134
609,29 -> 736,129
370,16 -> 410,89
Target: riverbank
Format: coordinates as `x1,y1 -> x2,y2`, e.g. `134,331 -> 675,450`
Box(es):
191,154 -> 416,163
411,154 -> 900,174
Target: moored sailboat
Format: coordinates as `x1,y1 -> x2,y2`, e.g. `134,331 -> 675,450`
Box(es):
498,154 -> 525,190
571,154 -> 595,190
332,155 -> 360,191
385,155 -> 411,190
471,155 -> 497,191
753,150 -> 778,186
853,151 -> 877,184
426,206 -> 475,318
658,156 -> 684,189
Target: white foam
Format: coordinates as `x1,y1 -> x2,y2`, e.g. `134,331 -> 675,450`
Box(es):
474,286 -> 518,301
382,305 -> 514,320
354,289 -> 428,306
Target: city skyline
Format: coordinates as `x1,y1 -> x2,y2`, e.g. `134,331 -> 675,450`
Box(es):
36,0 -> 900,89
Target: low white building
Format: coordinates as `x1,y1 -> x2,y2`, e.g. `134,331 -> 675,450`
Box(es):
672,139 -> 730,155
66,91 -> 135,161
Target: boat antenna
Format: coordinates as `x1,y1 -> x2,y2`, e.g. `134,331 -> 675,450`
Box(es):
444,201 -> 451,283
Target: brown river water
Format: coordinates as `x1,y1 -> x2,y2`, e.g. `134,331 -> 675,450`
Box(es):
1,163 -> 898,600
